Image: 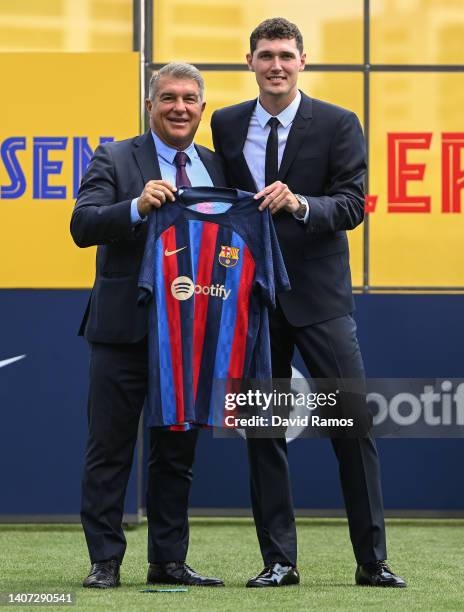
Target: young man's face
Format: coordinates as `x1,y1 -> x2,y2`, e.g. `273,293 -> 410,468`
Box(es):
146,76 -> 206,150
246,37 -> 306,101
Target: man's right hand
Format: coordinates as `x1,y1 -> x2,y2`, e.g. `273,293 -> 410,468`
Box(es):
137,180 -> 177,218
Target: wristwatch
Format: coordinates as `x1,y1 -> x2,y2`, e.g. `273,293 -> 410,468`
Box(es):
293,194 -> 309,221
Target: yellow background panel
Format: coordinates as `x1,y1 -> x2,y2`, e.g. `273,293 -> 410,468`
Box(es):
0,53 -> 139,288
154,0 -> 363,64
194,71 -> 365,285
371,0 -> 464,65
0,0 -> 132,52
369,73 -> 464,287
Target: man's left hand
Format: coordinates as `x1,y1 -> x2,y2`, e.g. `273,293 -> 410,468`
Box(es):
254,181 -> 299,215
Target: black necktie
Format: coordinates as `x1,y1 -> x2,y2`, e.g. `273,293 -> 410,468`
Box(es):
174,151 -> 192,188
265,117 -> 280,186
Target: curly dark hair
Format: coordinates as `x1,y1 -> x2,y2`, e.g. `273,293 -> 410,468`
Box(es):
250,17 -> 304,55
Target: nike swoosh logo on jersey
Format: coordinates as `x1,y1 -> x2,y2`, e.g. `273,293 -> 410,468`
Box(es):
0,355 -> 26,369
165,246 -> 187,257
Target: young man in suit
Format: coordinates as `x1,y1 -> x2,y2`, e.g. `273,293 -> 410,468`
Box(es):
211,18 -> 406,588
72,62 -> 225,589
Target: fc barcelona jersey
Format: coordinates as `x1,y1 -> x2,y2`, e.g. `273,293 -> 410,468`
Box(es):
138,187 -> 290,428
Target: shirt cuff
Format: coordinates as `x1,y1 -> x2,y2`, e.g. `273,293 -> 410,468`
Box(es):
292,195 -> 310,224
130,198 -> 146,224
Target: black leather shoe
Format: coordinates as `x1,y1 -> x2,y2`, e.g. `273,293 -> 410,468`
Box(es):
83,559 -> 120,588
355,560 -> 406,588
147,562 -> 224,587
246,563 -> 300,588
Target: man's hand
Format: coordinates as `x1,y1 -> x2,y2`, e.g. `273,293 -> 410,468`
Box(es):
254,181 -> 299,215
137,180 -> 177,217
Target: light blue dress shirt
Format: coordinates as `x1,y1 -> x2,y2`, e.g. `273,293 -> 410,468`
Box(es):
243,90 -> 309,223
130,131 -> 213,223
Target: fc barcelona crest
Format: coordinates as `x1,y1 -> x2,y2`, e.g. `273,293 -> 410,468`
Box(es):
219,245 -> 240,268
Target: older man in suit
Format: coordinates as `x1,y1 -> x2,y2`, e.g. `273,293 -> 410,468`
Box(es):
211,18 -> 406,588
71,62 -> 225,589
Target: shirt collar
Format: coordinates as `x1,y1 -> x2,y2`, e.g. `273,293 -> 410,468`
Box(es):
151,131 -> 198,164
255,90 -> 302,129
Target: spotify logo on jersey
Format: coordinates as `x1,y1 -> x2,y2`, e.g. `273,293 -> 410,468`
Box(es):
171,276 -> 231,301
171,276 -> 195,300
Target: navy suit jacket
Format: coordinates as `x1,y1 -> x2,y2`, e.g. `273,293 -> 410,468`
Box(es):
211,91 -> 366,327
70,130 -> 227,343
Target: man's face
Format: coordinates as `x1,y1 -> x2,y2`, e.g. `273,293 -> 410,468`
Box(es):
146,76 -> 205,149
246,38 -> 306,100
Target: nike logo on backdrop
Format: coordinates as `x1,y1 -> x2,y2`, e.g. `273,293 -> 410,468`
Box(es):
0,355 -> 26,369
165,246 -> 187,257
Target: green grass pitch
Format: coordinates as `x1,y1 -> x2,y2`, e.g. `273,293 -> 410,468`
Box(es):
1,518 -> 463,611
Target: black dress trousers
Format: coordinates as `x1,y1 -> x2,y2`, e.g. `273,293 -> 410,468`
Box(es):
247,304 -> 387,567
80,337 -> 198,564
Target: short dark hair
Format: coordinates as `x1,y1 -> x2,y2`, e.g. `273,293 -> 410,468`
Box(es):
250,17 -> 304,55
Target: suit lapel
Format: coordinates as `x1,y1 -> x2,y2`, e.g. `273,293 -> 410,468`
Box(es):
195,145 -> 223,186
278,93 -> 313,182
235,153 -> 258,192
132,131 -> 162,183
230,100 -> 259,192
232,100 -> 257,155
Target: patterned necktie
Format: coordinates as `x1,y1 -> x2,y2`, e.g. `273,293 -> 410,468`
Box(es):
265,117 -> 280,186
174,151 -> 192,188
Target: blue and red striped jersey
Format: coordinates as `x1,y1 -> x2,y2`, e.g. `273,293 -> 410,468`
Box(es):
138,187 -> 290,428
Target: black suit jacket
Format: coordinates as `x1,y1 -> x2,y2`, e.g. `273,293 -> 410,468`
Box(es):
211,92 -> 366,327
70,130 -> 226,343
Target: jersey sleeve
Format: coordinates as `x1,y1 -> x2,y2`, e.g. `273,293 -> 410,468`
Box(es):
137,210 -> 158,303
269,212 -> 291,296
248,307 -> 273,379
254,209 -> 291,309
